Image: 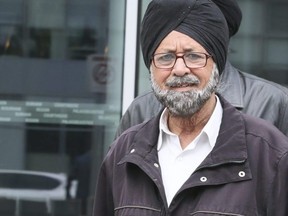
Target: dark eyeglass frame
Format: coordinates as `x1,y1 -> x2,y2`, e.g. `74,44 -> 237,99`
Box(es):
152,52 -> 212,69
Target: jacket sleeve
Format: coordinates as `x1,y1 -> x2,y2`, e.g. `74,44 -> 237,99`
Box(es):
267,151 -> 288,215
278,87 -> 288,136
92,161 -> 114,216
115,106 -> 133,138
115,91 -> 163,138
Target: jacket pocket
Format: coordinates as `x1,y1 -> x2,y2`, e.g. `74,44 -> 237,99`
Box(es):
190,210 -> 244,216
114,205 -> 161,216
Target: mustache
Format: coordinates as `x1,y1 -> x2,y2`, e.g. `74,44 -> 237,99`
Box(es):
165,75 -> 200,88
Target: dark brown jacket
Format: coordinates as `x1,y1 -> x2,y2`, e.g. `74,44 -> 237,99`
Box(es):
94,96 -> 288,216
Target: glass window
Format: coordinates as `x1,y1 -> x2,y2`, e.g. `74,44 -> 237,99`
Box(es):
229,0 -> 288,87
0,0 -> 125,215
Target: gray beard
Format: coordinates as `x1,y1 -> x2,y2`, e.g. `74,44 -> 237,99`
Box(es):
151,66 -> 219,117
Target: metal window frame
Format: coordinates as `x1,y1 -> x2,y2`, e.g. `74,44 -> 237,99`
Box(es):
122,0 -> 139,115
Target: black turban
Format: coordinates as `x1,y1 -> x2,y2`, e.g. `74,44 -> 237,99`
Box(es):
211,0 -> 242,37
140,0 -> 230,74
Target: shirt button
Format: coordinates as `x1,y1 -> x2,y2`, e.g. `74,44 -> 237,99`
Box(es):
200,176 -> 207,182
154,163 -> 159,168
130,149 -> 135,153
238,171 -> 245,177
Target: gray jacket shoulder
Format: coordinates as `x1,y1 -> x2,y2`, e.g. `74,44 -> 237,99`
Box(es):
115,91 -> 162,137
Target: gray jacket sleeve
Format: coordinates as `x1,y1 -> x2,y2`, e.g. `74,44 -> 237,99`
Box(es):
115,91 -> 162,138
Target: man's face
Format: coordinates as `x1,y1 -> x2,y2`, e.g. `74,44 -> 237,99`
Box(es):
150,30 -> 219,117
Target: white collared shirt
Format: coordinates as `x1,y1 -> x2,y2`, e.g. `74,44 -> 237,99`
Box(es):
157,96 -> 223,206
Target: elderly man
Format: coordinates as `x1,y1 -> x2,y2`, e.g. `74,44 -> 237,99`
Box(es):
93,0 -> 288,215
115,0 -> 288,138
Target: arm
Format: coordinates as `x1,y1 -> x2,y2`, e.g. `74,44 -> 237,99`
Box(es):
92,162 -> 114,216
267,152 -> 288,215
278,87 -> 288,136
115,91 -> 162,138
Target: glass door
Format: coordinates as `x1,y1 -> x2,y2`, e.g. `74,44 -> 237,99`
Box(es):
0,0 -> 125,215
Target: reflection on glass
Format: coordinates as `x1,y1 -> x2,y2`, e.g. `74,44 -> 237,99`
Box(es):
0,0 -> 125,215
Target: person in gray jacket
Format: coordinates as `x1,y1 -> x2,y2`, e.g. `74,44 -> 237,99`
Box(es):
116,0 -> 288,137
94,0 -> 288,215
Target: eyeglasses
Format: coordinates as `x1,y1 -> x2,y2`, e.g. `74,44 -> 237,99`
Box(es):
152,52 -> 212,69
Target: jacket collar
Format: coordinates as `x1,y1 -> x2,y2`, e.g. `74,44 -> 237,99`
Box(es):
218,61 -> 244,109
198,94 -> 247,168
130,95 -> 248,167
120,95 -> 251,191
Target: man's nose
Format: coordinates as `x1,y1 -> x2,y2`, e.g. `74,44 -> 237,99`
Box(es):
172,57 -> 190,76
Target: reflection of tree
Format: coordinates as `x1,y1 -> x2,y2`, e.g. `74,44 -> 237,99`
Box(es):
0,27 -> 52,58
0,25 -> 100,60
29,28 -> 51,58
0,34 -> 23,56
81,27 -> 96,47
68,28 -> 97,60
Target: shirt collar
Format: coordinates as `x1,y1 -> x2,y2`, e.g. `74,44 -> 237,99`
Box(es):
158,95 -> 223,151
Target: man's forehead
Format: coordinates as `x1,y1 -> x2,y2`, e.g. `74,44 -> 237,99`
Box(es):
155,31 -> 207,53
